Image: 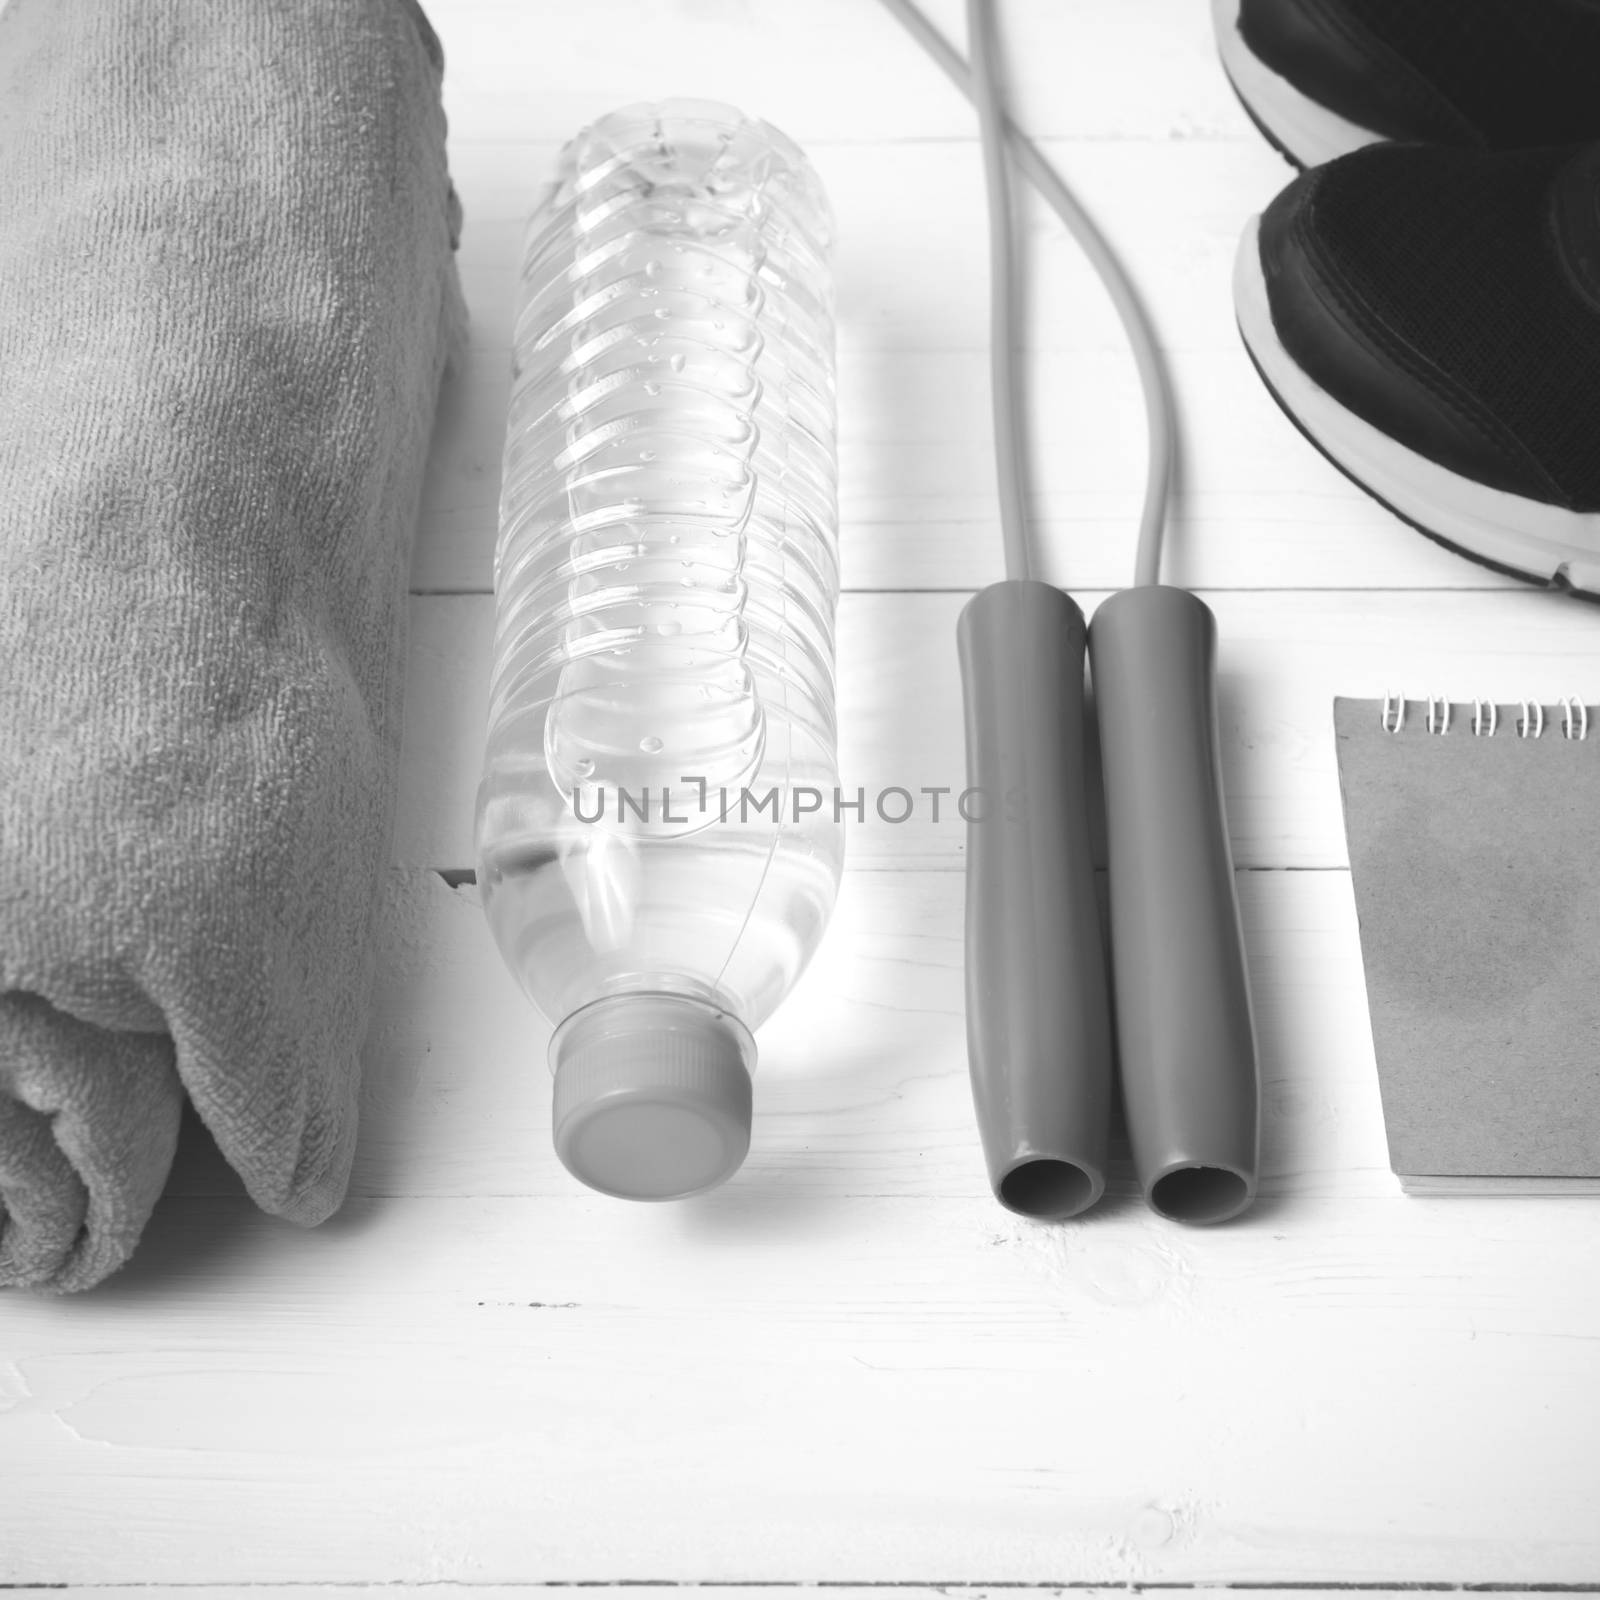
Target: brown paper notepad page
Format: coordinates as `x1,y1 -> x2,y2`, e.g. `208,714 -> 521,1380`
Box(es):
1334,697 -> 1600,1193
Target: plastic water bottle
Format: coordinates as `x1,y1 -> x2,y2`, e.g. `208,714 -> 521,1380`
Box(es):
476,101 -> 843,1202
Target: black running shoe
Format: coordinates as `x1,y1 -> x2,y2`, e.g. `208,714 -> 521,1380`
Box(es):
1234,141 -> 1600,594
1214,0 -> 1600,168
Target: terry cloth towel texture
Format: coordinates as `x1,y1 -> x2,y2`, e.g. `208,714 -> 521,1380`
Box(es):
0,0 -> 468,1292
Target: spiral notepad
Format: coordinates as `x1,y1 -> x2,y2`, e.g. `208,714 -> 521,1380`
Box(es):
1335,695 -> 1600,1194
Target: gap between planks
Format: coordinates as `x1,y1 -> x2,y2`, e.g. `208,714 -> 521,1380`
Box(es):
4,1582 -> 1599,1593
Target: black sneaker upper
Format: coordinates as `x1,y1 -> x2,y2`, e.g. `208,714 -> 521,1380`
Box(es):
1240,0 -> 1600,149
1257,142 -> 1600,510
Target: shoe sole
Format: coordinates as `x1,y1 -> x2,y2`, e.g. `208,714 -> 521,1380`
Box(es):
1233,214 -> 1600,599
1211,0 -> 1386,170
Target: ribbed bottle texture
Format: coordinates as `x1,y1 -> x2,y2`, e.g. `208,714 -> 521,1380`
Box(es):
475,101 -> 844,1138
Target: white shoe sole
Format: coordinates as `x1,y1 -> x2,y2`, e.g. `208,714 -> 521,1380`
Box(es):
1233,214 -> 1600,594
1211,0 -> 1386,168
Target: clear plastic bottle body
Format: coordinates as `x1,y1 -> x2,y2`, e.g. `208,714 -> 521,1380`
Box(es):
475,101 -> 843,1154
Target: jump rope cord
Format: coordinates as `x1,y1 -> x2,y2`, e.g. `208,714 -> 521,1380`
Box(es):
965,0 -> 1032,583
875,0 -> 1177,587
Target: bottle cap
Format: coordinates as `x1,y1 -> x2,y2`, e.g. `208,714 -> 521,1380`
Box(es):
550,994 -> 754,1201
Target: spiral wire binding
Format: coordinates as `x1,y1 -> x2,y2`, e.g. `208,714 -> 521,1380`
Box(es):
1380,696 -> 1593,740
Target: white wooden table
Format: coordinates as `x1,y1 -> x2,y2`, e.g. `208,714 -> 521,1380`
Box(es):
5,0 -> 1600,1589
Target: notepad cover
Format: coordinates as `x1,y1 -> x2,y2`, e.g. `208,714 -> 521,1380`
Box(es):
1334,697 -> 1600,1190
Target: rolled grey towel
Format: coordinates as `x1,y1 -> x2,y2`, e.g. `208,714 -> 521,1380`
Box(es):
0,0 -> 467,1291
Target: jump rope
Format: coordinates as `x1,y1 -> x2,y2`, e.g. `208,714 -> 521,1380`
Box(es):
878,0 -> 1261,1224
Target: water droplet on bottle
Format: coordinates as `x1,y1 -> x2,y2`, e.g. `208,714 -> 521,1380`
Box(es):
640,449 -> 657,461
576,758 -> 596,777
656,621 -> 681,637
644,259 -> 662,280
639,735 -> 664,754
654,307 -> 670,319
670,353 -> 687,373
668,533 -> 679,544
643,382 -> 660,396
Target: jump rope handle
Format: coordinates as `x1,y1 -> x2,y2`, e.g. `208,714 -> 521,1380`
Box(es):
891,0 -> 1259,1222
956,579 -> 1114,1220
1088,585 -> 1260,1224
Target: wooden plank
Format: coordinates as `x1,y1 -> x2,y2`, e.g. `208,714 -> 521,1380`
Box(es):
394,588 -> 1600,873
3,1592 -> 1593,1600
436,139 -> 1290,358
417,342 -> 1500,597
415,135 -> 1506,594
120,869 -> 1593,1595
160,868 -> 1386,1203
4,1181 -> 1599,1583
428,0 -> 1253,148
